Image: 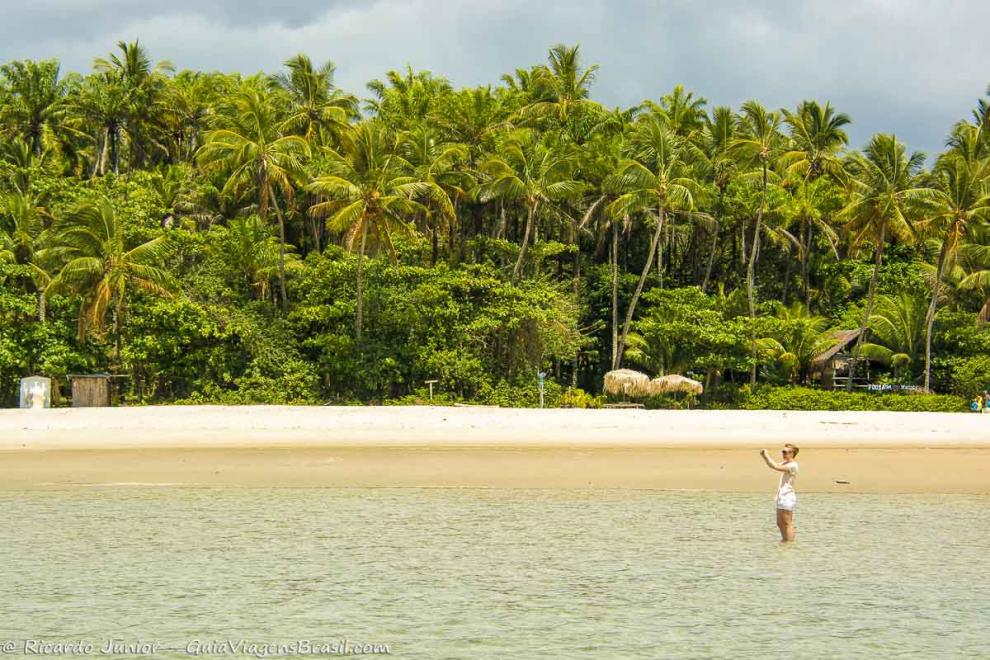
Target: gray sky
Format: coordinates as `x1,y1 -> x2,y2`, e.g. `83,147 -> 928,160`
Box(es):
2,0 -> 987,156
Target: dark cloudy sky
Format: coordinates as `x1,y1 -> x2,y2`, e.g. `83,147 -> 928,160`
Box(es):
2,0 -> 987,155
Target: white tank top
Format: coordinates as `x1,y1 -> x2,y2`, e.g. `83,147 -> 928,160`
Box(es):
777,461 -> 799,496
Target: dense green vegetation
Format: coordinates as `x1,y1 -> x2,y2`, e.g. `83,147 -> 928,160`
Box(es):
2,42 -> 989,409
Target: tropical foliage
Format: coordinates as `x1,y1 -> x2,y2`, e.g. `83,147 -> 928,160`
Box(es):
2,41 -> 990,408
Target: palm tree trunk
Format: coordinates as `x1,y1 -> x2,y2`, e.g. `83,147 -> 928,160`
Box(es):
747,162 -> 767,386
37,290 -> 45,323
701,219 -> 719,293
616,206 -> 665,369
269,190 -> 289,311
94,129 -> 109,178
112,295 -> 124,370
431,213 -> 439,266
610,220 -> 619,370
803,219 -> 813,309
355,220 -> 369,341
571,221 -> 580,388
847,224 -> 886,391
512,202 -> 538,282
923,239 -> 950,392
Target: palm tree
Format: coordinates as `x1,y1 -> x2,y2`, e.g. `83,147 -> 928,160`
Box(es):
839,134 -> 933,390
0,192 -> 59,321
197,86 -> 310,310
607,116 -> 700,367
781,100 -> 851,183
478,130 -> 583,281
366,67 -> 451,128
71,73 -> 131,176
918,141 -> 990,389
955,223 -> 990,324
641,85 -> 707,138
219,215 -> 302,301
0,59 -> 67,156
159,71 -> 218,163
729,101 -> 785,384
860,293 -> 929,381
399,124 -> 469,264
699,105 -> 739,292
271,54 -> 356,146
93,40 -> 174,169
756,301 -> 830,383
781,177 -> 841,306
47,198 -> 173,362
308,122 -> 453,339
520,44 -> 600,133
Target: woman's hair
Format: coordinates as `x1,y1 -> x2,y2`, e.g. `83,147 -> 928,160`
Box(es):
784,443 -> 799,458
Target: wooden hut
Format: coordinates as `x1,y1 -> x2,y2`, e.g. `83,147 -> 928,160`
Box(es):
809,329 -> 870,389
68,374 -> 114,407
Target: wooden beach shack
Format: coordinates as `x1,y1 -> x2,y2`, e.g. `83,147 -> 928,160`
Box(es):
810,329 -> 872,389
67,374 -> 118,407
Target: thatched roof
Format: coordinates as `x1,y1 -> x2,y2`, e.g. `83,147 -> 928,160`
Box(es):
603,369 -> 652,397
649,374 -> 704,396
810,329 -> 863,371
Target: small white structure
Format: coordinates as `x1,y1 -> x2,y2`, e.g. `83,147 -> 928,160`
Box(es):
19,376 -> 52,409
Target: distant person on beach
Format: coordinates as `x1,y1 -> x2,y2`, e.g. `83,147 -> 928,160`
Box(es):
760,444 -> 799,542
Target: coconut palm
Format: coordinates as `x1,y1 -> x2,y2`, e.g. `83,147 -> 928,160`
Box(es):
781,100 -> 851,183
781,177 -> 842,306
860,293 -> 929,381
729,101 -> 785,384
219,215 -> 302,301
398,124 -> 470,264
70,72 -> 131,176
93,40 -> 174,169
955,223 -> 990,323
699,105 -> 739,292
366,67 -> 451,128
607,116 -> 701,367
918,141 -> 990,389
0,192 -> 60,321
271,54 -> 356,146
519,44 -> 601,136
197,86 -> 310,310
46,198 -> 173,362
839,134 -> 933,389
308,122 -> 453,339
641,85 -> 707,138
159,71 -> 218,163
0,59 -> 67,156
478,130 -> 583,281
756,301 -> 830,383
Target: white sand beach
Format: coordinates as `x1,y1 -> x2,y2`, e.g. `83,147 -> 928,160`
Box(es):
1,406 -> 988,492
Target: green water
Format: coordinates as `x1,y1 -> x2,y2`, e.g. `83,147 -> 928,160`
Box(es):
1,488 -> 987,659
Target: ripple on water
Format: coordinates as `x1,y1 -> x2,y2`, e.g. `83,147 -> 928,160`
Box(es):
0,488 -> 988,659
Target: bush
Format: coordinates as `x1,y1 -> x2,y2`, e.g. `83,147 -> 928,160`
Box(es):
738,386 -> 966,412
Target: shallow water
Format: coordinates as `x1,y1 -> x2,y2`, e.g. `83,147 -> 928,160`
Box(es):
1,488 -> 988,659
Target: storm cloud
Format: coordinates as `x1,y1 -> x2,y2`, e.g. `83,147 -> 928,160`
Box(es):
1,0 -> 987,155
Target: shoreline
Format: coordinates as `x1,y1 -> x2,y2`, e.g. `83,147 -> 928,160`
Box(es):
2,406 -> 989,493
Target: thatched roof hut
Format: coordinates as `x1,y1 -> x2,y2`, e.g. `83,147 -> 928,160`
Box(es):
810,329 -> 866,388
603,369 -> 652,397
649,374 -> 704,396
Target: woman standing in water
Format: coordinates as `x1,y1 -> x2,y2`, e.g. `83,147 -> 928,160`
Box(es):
760,444 -> 799,542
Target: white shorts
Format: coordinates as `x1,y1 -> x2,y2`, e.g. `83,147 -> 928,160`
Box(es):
775,491 -> 797,511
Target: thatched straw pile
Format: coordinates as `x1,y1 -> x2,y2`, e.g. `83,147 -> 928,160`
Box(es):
603,369 -> 652,397
648,374 -> 704,396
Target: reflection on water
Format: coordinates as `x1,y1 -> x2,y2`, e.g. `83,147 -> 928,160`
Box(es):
1,488 -> 988,658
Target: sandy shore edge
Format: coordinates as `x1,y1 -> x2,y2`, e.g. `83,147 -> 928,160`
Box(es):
2,406 -> 989,493
3,405 -> 990,449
